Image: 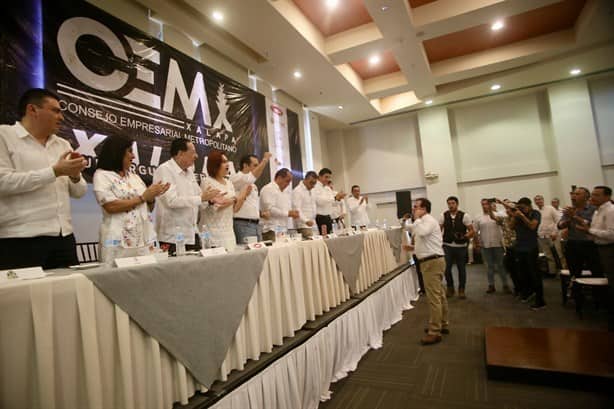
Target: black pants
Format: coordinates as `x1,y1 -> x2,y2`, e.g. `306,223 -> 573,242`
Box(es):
316,214 -> 333,235
443,245 -> 468,289
565,240 -> 602,277
596,243 -> 614,331
0,234 -> 78,270
515,247 -> 544,304
504,246 -> 520,294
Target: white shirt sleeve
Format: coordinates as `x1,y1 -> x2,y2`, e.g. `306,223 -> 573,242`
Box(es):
463,213 -> 472,226
0,136 -> 56,195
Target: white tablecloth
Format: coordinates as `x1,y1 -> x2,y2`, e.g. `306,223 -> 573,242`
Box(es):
0,230 -> 399,409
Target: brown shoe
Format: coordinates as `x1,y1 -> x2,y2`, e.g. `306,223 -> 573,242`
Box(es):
424,327 -> 450,334
486,285 -> 495,294
458,288 -> 466,299
421,334 -> 442,345
446,287 -> 455,298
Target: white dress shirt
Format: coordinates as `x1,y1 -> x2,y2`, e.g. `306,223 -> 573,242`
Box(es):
589,201 -> 614,245
407,213 -> 444,259
292,182 -> 316,229
200,177 -> 237,251
153,159 -> 202,244
260,182 -> 291,233
230,171 -> 259,220
537,204 -> 560,237
313,181 -> 336,216
474,213 -> 504,248
0,122 -> 87,238
330,191 -> 346,220
347,196 -> 370,226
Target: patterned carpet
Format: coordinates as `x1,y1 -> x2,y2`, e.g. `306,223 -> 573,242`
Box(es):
319,264 -> 613,409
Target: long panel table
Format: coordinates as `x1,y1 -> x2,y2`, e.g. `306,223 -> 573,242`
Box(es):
0,230 -> 400,409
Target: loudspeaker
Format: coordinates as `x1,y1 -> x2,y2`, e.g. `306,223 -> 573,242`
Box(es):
396,191 -> 412,219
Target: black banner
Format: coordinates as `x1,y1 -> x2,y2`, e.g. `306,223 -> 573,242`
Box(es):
4,0 -> 305,185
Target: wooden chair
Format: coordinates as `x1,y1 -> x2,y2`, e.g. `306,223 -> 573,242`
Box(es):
76,242 -> 99,263
559,269 -> 591,305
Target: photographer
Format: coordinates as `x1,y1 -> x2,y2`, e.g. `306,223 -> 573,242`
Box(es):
508,197 -> 545,310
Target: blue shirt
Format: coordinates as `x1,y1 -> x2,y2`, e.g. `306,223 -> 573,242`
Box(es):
514,210 -> 541,251
559,204 -> 596,241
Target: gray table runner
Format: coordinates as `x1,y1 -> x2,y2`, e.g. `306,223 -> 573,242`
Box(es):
324,234 -> 365,294
83,249 -> 268,387
385,228 -> 403,262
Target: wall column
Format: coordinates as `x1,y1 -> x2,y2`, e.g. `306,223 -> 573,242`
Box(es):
547,79 -> 604,194
417,107 -> 459,216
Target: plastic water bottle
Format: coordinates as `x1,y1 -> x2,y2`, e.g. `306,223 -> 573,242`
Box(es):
383,218 -> 388,230
311,223 -> 319,237
275,225 -> 286,241
103,234 -> 121,266
199,225 -> 211,249
332,221 -> 338,235
175,226 -> 186,256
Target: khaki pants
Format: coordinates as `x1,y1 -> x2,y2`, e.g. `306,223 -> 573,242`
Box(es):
421,256 -> 449,335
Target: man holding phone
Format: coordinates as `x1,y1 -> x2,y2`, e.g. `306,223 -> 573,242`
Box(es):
0,88 -> 88,269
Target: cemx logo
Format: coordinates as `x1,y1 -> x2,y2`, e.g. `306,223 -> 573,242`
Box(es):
56,16 -> 213,125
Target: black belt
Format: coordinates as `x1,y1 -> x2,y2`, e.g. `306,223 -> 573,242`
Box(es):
234,217 -> 259,224
418,254 -> 443,263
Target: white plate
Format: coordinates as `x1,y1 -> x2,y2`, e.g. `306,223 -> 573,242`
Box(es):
69,262 -> 103,270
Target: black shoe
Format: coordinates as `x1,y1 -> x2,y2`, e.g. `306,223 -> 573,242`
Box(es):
530,303 -> 546,311
424,327 -> 450,334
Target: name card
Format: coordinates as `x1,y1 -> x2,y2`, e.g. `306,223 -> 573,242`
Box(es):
114,255 -> 158,268
0,266 -> 46,281
201,247 -> 227,257
247,242 -> 267,250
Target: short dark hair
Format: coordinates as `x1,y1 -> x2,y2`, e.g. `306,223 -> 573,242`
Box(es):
416,198 -> 431,213
517,197 -> 532,207
304,171 -> 317,179
239,154 -> 258,170
170,138 -> 191,157
18,88 -> 60,118
96,135 -> 134,172
351,185 -> 360,191
446,196 -> 458,204
275,168 -> 291,179
319,168 -> 332,177
595,185 -> 612,196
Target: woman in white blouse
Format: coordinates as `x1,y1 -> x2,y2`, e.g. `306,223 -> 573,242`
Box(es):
93,135 -> 169,263
200,150 -> 251,251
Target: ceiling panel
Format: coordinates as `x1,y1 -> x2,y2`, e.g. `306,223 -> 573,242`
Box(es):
423,0 -> 586,63
292,0 -> 373,37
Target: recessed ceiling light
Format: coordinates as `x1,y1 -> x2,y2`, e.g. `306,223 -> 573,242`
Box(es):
293,70 -> 302,79
380,5 -> 389,11
491,84 -> 501,91
212,11 -> 224,22
338,105 -> 344,109
425,100 -> 433,105
491,20 -> 504,31
369,55 -> 381,65
570,68 -> 581,75
326,0 -> 339,9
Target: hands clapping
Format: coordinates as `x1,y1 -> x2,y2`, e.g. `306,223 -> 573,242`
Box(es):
142,181 -> 170,202
53,151 -> 87,178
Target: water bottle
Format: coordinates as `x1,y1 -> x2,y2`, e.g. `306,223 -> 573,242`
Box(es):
103,234 -> 121,266
199,225 -> 211,249
275,225 -> 286,241
383,218 -> 388,230
375,219 -> 380,229
332,221 -> 338,235
175,226 -> 186,256
311,223 -> 319,237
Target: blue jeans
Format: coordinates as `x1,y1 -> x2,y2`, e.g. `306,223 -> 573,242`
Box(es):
481,247 -> 508,287
444,245 -> 468,289
233,219 -> 262,244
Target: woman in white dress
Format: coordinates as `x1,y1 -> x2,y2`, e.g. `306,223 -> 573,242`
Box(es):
93,135 -> 169,263
200,150 -> 251,251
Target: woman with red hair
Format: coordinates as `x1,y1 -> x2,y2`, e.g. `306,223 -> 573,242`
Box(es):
200,151 -> 251,250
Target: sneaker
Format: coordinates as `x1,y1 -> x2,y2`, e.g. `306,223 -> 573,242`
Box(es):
486,285 -> 496,294
458,288 -> 466,299
530,303 -> 546,311
446,287 -> 455,298
520,293 -> 535,303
